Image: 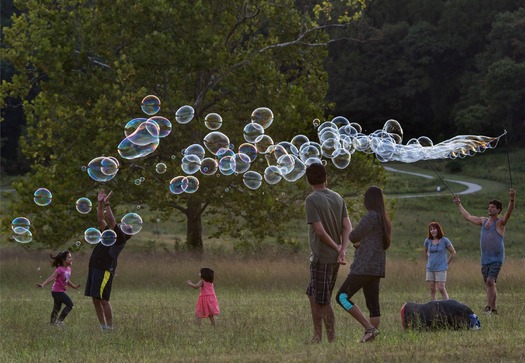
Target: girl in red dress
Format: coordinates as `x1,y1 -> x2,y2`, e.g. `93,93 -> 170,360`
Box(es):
186,267 -> 220,326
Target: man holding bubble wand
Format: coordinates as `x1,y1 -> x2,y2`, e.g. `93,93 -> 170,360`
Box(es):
84,189 -> 131,330
453,188 -> 516,315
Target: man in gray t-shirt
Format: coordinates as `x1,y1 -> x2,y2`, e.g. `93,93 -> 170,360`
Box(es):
304,163 -> 352,343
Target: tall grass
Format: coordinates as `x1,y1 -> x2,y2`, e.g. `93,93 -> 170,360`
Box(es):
1,250 -> 524,362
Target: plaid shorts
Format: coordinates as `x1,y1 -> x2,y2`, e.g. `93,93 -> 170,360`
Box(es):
482,263 -> 502,283
306,262 -> 339,305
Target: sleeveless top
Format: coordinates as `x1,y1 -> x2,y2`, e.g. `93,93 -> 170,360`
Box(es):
480,218 -> 504,265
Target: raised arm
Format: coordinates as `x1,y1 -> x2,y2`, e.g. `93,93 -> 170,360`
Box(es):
453,195 -> 483,226
97,189 -> 108,230
103,191 -> 117,230
499,188 -> 516,226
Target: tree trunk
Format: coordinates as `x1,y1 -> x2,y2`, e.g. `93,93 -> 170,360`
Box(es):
186,198 -> 204,251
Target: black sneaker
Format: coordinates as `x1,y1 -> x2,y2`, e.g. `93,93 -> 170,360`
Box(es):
483,306 -> 492,315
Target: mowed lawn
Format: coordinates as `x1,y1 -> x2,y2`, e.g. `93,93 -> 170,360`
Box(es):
1,250 -> 524,362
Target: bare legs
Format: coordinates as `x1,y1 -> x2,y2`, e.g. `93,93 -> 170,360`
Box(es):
308,295 -> 336,343
486,278 -> 497,310
194,316 -> 216,327
428,281 -> 449,300
92,297 -> 113,328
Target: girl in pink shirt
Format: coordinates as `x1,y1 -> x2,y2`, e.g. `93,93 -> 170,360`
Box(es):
186,267 -> 220,326
37,250 -> 80,326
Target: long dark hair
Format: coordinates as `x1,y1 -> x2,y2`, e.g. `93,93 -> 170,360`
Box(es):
50,250 -> 70,268
364,186 -> 392,250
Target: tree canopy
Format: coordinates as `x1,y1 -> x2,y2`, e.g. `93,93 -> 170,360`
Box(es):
1,0 -> 382,250
327,0 -> 525,144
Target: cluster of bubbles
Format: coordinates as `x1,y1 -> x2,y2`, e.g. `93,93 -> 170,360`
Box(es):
12,94 -> 504,245
11,217 -> 32,243
94,95 -> 501,191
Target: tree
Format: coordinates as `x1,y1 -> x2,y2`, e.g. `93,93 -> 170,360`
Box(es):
454,7 -> 525,142
1,0 -> 382,250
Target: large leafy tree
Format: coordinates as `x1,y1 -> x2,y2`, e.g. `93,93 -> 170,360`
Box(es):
1,0 -> 382,250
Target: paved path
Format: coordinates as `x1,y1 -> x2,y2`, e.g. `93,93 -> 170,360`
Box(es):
384,166 -> 482,198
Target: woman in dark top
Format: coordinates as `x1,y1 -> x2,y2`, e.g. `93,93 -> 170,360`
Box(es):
336,186 -> 391,343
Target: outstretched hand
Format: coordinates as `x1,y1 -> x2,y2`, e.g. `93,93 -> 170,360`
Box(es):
453,195 -> 461,205
98,189 -> 106,202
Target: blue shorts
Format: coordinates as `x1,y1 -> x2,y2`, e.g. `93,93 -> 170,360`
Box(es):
481,263 -> 502,283
306,262 -> 339,305
84,267 -> 113,301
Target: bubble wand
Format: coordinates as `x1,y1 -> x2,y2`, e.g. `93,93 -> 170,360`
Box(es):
426,160 -> 455,196
504,129 -> 513,188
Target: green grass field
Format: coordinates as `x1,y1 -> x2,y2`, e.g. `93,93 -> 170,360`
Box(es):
1,251 -> 524,362
1,148 -> 523,362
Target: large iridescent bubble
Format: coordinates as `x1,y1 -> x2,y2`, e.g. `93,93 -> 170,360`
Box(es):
203,131 -> 230,155
87,156 -> 120,181
84,227 -> 101,245
121,213 -> 143,235
251,107 -> 274,129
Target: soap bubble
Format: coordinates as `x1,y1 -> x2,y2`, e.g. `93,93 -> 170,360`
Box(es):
76,197 -> 92,214
121,212 -> 143,235
243,122 -> 264,143
175,105 -> 195,124
84,227 -> 101,245
243,171 -> 263,190
13,227 -> 32,243
170,176 -> 188,194
184,176 -> 200,193
12,217 -> 30,231
204,113 -> 223,130
149,116 -> 172,138
203,131 -> 230,155
141,95 -> 161,116
238,143 -> 258,162
200,157 -> 219,175
155,163 -> 167,174
100,229 -> 117,247
264,165 -> 282,185
251,107 -> 274,129
34,188 -> 52,206
181,154 -> 202,175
